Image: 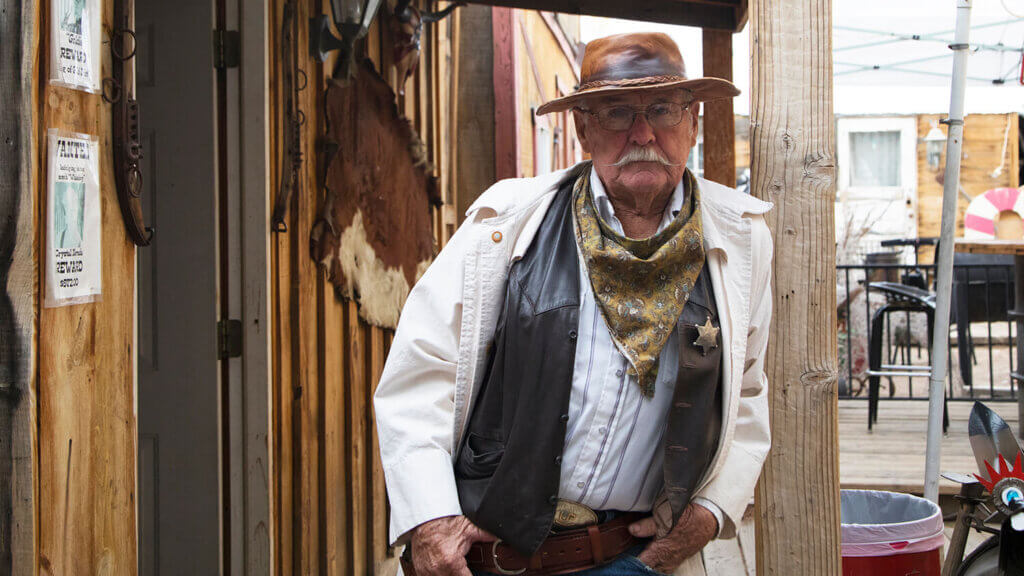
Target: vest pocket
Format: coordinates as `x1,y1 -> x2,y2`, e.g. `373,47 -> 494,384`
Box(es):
455,431 -> 506,480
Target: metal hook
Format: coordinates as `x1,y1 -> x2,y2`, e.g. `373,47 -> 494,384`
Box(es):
111,28 -> 137,61
102,77 -> 123,104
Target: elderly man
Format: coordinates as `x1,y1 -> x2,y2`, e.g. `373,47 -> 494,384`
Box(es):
375,32 -> 773,576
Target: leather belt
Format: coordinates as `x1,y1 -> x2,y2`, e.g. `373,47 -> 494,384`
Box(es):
400,512 -> 644,576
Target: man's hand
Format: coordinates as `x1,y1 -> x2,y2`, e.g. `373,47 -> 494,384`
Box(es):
410,515 -> 495,576
628,503 -> 718,574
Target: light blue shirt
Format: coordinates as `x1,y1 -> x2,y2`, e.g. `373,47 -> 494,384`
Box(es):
557,167 -> 723,533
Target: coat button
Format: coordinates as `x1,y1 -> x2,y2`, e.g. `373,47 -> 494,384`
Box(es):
549,495 -> 558,505
554,455 -> 562,465
560,414 -> 569,423
568,330 -> 577,340
491,231 -> 503,243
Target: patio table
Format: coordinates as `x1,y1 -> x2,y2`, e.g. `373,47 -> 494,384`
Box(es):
955,239 -> 1024,437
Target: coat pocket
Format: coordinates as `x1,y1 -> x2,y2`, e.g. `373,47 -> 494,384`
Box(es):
455,431 -> 506,480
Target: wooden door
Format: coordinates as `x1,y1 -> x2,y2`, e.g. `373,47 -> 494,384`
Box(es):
836,116 -> 919,257
135,0 -> 221,573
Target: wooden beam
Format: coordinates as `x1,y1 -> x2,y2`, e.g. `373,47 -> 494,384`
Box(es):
492,6 -> 519,180
701,29 -> 736,188
539,12 -> 580,81
1,1 -> 38,573
749,0 -> 841,573
464,0 -> 741,31
455,4 -> 496,221
238,0 -> 271,573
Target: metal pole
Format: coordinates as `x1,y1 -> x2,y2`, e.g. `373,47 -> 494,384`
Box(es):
925,0 -> 972,504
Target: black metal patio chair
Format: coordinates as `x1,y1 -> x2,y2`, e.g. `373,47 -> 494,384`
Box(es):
865,238 -> 949,432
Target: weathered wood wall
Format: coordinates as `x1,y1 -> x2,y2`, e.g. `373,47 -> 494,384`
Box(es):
916,112 -> 1020,262
32,0 -> 140,573
268,2 -> 459,574
513,11 -> 580,177
749,0 -> 841,573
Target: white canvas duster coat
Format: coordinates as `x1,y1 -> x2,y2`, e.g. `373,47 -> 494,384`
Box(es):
374,164 -> 774,573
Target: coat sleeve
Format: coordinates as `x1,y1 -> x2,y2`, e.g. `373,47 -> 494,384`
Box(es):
693,215 -> 773,539
373,217 -> 479,547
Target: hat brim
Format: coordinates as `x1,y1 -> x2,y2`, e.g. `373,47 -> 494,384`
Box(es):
535,77 -> 739,116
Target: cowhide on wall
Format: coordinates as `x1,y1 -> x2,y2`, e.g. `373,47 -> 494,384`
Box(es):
311,58 -> 441,329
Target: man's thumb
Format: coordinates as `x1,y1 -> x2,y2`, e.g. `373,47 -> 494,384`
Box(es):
628,517 -> 657,538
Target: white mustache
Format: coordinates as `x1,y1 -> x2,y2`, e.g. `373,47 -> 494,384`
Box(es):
604,146 -> 681,168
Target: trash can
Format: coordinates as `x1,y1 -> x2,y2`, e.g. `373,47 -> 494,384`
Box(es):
841,489 -> 945,576
864,251 -> 903,284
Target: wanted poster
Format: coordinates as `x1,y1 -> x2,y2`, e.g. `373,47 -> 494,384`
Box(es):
50,0 -> 102,92
46,130 -> 102,307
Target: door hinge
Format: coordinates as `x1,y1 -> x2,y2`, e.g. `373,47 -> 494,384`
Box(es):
213,29 -> 241,69
218,319 -> 243,359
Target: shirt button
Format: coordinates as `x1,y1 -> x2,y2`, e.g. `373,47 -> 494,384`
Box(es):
491,231 -> 503,243
549,495 -> 558,505
599,426 -> 607,435
560,414 -> 569,423
615,369 -> 623,377
577,481 -> 585,489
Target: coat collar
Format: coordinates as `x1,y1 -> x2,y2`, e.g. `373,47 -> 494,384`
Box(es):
694,176 -> 773,258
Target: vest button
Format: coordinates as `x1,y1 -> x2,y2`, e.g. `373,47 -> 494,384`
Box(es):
548,495 -> 558,505
559,414 -> 569,423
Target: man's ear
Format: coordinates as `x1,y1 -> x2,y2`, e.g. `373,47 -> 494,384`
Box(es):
572,109 -> 591,155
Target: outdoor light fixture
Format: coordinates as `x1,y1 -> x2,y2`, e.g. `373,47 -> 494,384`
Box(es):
311,0 -> 383,74
924,122 -> 946,171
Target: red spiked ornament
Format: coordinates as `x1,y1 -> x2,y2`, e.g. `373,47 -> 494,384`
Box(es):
974,451 -> 1024,493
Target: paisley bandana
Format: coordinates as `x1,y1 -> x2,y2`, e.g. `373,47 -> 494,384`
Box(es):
572,165 -> 705,397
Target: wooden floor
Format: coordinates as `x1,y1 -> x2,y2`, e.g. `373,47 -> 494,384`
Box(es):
839,398 -> 1020,494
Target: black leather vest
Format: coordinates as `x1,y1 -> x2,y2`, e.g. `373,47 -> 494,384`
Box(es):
454,177 -> 722,555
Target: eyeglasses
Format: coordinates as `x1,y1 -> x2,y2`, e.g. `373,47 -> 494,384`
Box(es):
576,101 -> 691,132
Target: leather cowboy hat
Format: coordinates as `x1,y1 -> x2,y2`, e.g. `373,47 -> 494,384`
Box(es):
536,32 -> 739,116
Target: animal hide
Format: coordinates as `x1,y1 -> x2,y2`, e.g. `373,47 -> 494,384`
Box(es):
311,58 -> 440,328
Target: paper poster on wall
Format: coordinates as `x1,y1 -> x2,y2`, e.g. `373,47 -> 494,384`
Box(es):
46,130 -> 102,307
50,0 -> 102,92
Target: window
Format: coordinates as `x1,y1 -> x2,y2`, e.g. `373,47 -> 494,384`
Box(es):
849,131 -> 901,187
686,141 -> 704,178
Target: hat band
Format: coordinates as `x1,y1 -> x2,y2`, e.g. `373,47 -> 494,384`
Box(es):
576,74 -> 687,92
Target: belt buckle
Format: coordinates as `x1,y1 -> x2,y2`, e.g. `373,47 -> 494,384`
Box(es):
552,498 -> 599,530
491,539 -> 526,575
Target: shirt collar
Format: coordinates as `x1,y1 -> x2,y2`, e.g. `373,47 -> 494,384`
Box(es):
589,166 -> 686,236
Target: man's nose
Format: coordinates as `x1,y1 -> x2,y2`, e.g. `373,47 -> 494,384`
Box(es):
627,113 -> 656,146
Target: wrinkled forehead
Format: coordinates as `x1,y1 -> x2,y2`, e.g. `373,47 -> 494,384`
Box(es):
580,87 -> 692,109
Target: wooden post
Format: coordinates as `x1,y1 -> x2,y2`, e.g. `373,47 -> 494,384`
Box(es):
2,1 -> 38,573
492,6 -> 519,181
455,5 -> 496,222
701,29 -> 735,188
750,0 -> 841,573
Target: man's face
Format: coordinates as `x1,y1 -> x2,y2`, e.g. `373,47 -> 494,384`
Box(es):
573,88 -> 698,197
